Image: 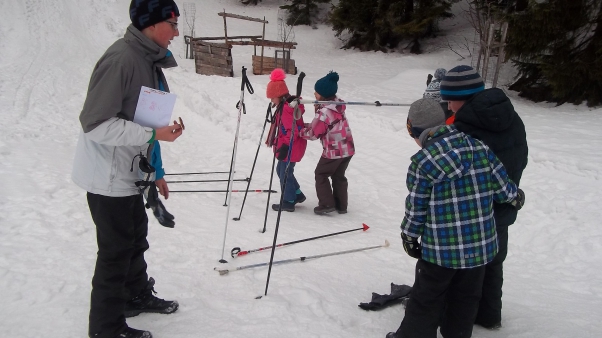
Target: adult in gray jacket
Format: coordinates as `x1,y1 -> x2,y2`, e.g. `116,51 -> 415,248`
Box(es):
72,1 -> 183,337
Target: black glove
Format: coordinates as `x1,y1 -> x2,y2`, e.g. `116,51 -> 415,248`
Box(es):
276,144 -> 289,161
358,283 -> 412,311
510,188 -> 525,210
426,74 -> 433,86
401,233 -> 422,259
152,199 -> 175,228
144,181 -> 159,209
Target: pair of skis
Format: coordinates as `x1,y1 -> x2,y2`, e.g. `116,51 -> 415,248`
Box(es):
214,223 -> 389,275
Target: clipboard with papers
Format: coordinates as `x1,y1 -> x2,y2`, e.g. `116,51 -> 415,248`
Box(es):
133,86 -> 177,129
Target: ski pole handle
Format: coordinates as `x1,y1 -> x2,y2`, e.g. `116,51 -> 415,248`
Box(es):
296,72 -> 306,97
293,72 -> 305,120
230,247 -> 244,257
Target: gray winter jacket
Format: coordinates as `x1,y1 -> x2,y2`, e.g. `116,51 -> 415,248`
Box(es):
72,25 -> 177,197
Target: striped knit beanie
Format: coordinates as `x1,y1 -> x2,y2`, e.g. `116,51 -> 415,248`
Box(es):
440,65 -> 485,101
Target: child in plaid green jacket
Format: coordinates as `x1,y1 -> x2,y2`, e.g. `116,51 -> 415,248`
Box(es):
388,98 -> 523,338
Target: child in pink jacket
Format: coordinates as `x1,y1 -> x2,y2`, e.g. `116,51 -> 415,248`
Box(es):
265,69 -> 307,212
300,71 -> 355,215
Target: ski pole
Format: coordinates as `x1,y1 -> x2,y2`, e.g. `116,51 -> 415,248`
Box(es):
264,72 -> 306,296
224,138 -> 237,206
233,102 -> 273,221
215,240 -> 390,276
299,99 -> 411,107
164,171 -> 233,176
261,100 -> 285,233
231,223 -> 370,258
166,178 -> 249,184
171,189 -> 276,193
224,68 -> 254,206
219,66 -> 253,263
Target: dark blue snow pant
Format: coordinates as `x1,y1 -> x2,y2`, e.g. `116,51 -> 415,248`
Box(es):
276,160 -> 299,202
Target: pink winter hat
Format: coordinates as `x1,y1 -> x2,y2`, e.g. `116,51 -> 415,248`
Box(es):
266,68 -> 289,99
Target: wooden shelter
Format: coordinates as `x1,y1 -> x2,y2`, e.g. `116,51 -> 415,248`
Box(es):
190,11 -> 298,77
192,40 -> 234,77
250,38 -> 297,75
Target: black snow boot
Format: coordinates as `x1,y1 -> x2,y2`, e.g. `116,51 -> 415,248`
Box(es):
313,205 -> 336,215
295,191 -> 307,204
125,277 -> 179,318
115,327 -> 152,338
271,201 -> 295,212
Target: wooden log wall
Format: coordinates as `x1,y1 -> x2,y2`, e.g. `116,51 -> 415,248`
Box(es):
192,41 -> 233,77
252,55 -> 297,75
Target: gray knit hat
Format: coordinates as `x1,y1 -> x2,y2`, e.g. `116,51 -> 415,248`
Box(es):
407,98 -> 446,138
434,68 -> 447,81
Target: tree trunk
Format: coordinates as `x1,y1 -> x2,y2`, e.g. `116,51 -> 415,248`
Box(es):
404,0 -> 414,23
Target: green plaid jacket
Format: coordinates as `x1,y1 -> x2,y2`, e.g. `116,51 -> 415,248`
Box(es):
401,125 -> 517,269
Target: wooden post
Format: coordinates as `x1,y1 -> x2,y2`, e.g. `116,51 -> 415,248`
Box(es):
222,9 -> 228,45
476,46 -> 483,72
260,17 -> 266,75
482,22 -> 495,83
492,22 -> 508,88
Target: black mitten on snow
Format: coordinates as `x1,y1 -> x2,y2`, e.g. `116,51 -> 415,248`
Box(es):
510,188 -> 525,210
358,283 -> 412,311
276,144 -> 289,161
401,233 -> 422,259
152,199 -> 175,228
426,74 -> 433,86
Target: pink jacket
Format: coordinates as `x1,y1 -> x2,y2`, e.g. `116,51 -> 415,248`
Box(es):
274,100 -> 307,163
300,97 -> 355,159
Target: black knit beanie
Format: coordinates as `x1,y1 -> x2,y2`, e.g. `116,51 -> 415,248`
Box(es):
129,0 -> 180,31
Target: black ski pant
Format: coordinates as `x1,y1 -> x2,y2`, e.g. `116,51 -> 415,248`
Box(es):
87,193 -> 149,338
475,225 -> 508,326
314,156 -> 352,211
395,259 -> 485,338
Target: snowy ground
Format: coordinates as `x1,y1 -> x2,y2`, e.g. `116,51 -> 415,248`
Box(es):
1,0 -> 602,337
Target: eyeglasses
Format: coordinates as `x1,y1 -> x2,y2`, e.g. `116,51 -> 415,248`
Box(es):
165,20 -> 178,30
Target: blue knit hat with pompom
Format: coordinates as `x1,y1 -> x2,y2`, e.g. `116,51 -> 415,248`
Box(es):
314,71 -> 339,99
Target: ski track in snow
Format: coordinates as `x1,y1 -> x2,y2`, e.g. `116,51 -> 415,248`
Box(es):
1,0 -> 602,337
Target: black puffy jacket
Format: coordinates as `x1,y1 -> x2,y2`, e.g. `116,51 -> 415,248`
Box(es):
454,88 -> 528,227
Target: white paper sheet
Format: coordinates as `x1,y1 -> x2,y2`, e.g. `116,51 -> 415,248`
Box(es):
133,86 -> 177,128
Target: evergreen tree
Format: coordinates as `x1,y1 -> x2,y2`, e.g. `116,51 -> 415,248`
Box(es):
330,0 -> 454,53
280,0 -> 331,26
506,0 -> 602,106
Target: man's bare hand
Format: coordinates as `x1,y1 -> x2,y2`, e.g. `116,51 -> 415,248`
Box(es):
155,124 -> 183,142
155,178 -> 169,199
